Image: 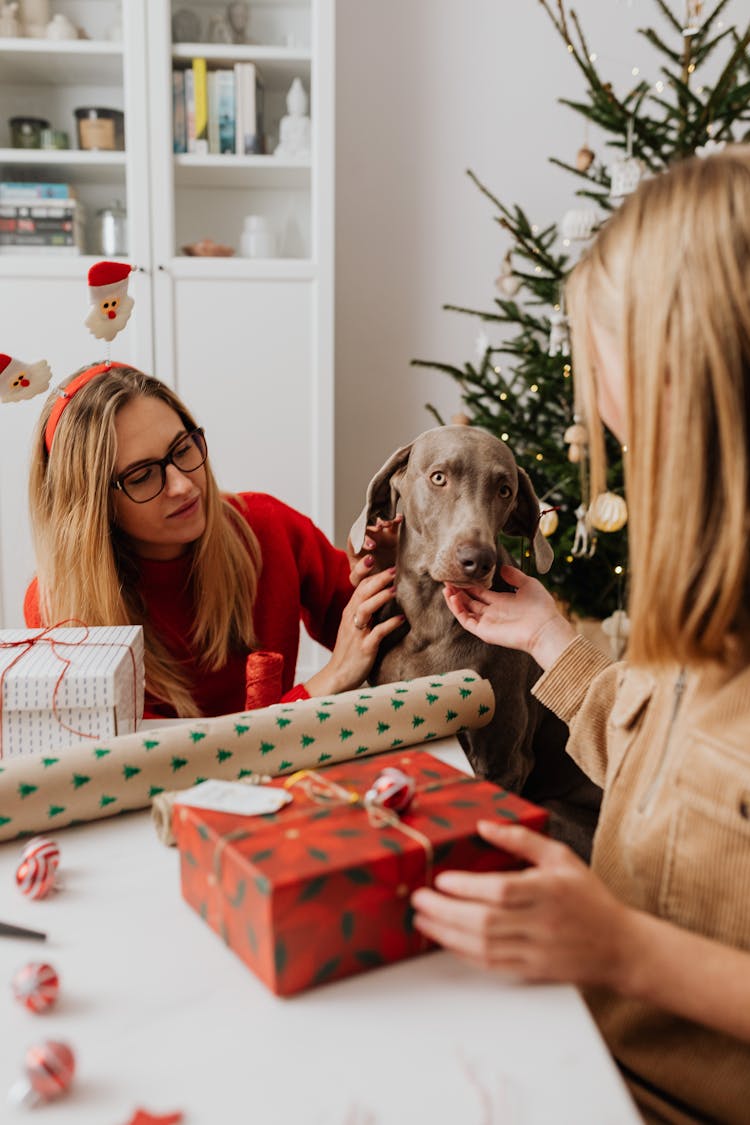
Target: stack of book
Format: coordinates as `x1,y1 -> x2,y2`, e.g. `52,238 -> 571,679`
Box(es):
173,59 -> 264,157
0,182 -> 84,255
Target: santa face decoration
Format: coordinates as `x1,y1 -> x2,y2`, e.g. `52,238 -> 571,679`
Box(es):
84,260 -> 134,343
0,354 -> 52,404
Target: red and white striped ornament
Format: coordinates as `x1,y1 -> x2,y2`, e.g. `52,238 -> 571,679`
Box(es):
364,767 -> 416,813
15,836 -> 60,900
24,1040 -> 75,1104
12,962 -> 60,1013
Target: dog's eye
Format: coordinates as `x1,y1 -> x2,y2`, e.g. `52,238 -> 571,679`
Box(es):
430,471 -> 447,486
499,485 -> 512,499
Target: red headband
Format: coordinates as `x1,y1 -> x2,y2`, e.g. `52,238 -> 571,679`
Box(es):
44,361 -> 130,455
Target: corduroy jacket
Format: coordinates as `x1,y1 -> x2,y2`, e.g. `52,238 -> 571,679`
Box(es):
533,635 -> 750,1125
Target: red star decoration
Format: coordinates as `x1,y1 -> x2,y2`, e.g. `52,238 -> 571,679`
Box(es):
123,1111 -> 184,1125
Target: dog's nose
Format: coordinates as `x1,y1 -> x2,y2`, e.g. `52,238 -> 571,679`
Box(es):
456,544 -> 496,580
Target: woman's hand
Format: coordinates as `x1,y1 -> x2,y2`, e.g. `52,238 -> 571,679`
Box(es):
304,567 -> 404,696
411,821 -> 635,991
443,564 -> 575,671
348,516 -> 403,586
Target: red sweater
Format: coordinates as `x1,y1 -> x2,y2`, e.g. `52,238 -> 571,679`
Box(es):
24,492 -> 353,719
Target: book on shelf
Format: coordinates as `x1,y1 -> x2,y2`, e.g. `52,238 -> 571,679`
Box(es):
0,199 -> 84,252
172,71 -> 187,154
0,182 -> 74,201
190,57 -> 209,155
234,62 -> 265,155
216,69 -> 236,154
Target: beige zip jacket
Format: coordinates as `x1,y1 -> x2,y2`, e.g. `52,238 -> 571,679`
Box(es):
533,635 -> 750,1125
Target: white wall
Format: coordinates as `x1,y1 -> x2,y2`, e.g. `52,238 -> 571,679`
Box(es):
333,0 -> 696,544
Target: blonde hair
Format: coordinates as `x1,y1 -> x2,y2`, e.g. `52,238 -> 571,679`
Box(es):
29,366 -> 262,715
567,146 -> 750,666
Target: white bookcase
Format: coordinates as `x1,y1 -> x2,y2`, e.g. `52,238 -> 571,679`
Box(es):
0,0 -> 334,635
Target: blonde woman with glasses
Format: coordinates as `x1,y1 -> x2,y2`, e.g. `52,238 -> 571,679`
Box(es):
25,365 -> 401,718
412,148 -> 750,1122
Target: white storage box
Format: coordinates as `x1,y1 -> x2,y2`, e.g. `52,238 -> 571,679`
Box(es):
0,625 -> 144,758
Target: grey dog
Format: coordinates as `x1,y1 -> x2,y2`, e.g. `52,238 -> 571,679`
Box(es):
350,425 -> 600,855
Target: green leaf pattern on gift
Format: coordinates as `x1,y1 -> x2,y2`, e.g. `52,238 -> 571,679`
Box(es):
93,748 -> 110,758
143,739 -> 159,750
316,711 -> 330,723
72,773 -> 90,789
339,728 -> 353,741
48,804 -> 65,818
189,731 -> 206,743
123,764 -> 141,780
276,717 -> 291,729
279,760 -> 293,770
217,749 -> 232,763
274,939 -> 287,976
318,752 -> 332,764
234,723 -> 250,736
260,741 -> 275,755
171,756 -> 188,772
313,956 -> 341,986
341,911 -> 355,940
228,879 -> 246,908
18,783 -> 37,799
300,734 -> 315,748
42,757 -> 59,768
300,875 -> 327,902
377,721 -> 390,734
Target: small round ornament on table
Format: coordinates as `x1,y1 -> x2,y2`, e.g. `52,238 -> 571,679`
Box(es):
8,1040 -> 75,1108
589,490 -> 628,532
364,766 -> 416,813
12,962 -> 60,1013
16,836 -> 60,900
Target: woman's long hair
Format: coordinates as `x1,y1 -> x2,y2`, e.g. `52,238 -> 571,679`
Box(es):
29,366 -> 261,715
567,146 -> 750,665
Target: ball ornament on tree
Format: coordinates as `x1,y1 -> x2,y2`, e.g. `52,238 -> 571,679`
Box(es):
575,144 -> 595,172
538,504 -> 559,537
494,250 -> 521,297
563,420 -> 588,465
561,207 -> 599,241
451,412 -> 470,426
589,491 -> 628,532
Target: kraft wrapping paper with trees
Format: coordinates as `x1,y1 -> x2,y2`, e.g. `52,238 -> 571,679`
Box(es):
0,669 -> 494,842
174,749 -> 548,996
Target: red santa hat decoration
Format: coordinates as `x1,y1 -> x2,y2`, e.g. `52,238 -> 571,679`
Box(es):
0,353 -> 52,404
84,260 -> 134,343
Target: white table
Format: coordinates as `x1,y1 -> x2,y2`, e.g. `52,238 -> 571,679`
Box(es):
0,740 -> 641,1124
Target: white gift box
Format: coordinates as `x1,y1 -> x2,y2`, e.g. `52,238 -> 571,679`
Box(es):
0,625 -> 144,758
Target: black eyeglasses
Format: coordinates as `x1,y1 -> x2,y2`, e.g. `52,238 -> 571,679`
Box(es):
111,428 -> 208,503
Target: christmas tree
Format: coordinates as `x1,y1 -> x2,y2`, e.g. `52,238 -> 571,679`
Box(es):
413,0 -> 750,620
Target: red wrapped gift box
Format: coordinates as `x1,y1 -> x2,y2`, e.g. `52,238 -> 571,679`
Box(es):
173,749 -> 547,996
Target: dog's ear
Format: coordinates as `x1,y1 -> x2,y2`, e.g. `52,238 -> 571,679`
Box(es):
502,468 -> 554,574
349,442 -> 413,554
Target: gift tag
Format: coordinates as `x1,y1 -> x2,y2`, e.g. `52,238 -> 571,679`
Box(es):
174,780 -> 292,817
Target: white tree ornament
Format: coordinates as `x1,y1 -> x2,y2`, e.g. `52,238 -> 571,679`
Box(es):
548,310 -> 570,357
561,208 -> 599,241
590,490 -> 628,532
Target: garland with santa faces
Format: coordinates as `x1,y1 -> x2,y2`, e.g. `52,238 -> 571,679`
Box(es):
0,260 -> 134,421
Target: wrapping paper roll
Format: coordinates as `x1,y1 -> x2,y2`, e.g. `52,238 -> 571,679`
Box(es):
0,670 -> 494,842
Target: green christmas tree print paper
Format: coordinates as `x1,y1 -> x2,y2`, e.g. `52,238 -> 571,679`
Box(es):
0,670 -> 494,841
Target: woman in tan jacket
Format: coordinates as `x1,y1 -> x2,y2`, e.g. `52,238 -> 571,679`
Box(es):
411,148 -> 750,1124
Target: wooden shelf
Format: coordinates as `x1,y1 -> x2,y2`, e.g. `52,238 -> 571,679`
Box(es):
0,39 -> 123,86
0,148 -> 126,185
174,153 -> 310,190
166,256 -> 314,280
171,44 -> 311,86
